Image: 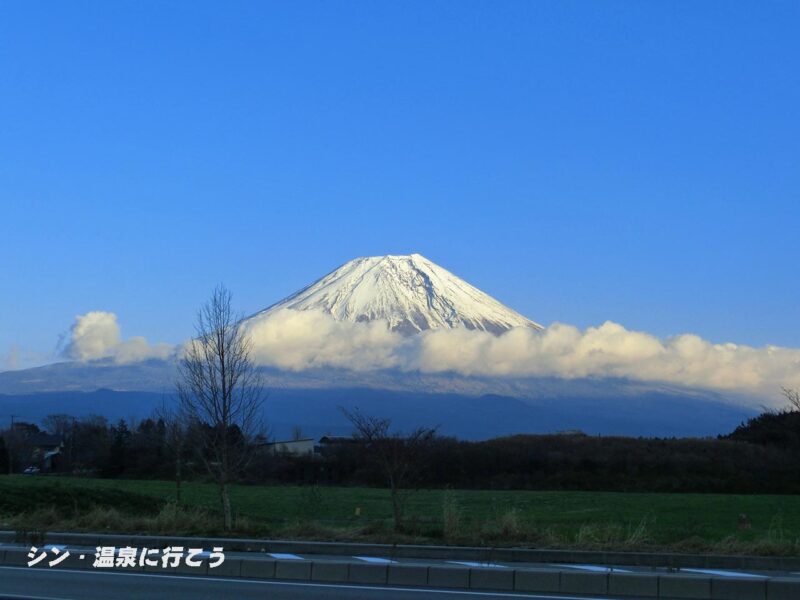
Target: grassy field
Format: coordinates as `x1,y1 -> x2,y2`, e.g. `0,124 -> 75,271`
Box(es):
1,475 -> 798,555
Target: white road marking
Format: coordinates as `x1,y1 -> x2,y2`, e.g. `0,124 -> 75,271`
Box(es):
448,561 -> 508,568
0,593 -> 69,600
43,545 -> 67,552
268,553 -> 305,560
681,568 -> 766,579
353,556 -> 397,564
553,564 -> 632,573
0,565 -> 620,599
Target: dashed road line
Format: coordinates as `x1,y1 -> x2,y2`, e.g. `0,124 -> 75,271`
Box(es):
268,553 -> 305,560
448,561 -> 508,569
681,568 -> 765,579
552,564 -> 632,573
353,556 -> 397,564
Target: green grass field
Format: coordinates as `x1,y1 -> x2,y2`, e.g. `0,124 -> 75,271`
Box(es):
1,475 -> 798,555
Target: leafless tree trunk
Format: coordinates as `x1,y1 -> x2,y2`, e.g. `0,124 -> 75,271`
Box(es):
4,421 -> 25,475
177,285 -> 265,531
341,407 -> 437,532
5,430 -> 14,475
155,399 -> 187,505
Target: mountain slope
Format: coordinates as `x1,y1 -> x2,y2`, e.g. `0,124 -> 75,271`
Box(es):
249,253 -> 541,334
0,385 -> 755,440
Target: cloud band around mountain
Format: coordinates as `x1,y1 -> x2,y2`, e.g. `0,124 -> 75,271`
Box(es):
61,308 -> 800,400
245,309 -> 800,397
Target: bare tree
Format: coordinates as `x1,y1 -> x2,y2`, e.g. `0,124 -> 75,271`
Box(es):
177,285 -> 265,531
341,407 -> 437,532
155,399 -> 187,504
41,414 -> 74,438
782,387 -> 800,412
3,426 -> 18,475
42,414 -> 77,471
4,417 -> 31,475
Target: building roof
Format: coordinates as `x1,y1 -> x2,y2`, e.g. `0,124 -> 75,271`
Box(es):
318,435 -> 359,444
263,438 -> 315,446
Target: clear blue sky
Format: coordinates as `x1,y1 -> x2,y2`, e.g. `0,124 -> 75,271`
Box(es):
1,1 -> 798,365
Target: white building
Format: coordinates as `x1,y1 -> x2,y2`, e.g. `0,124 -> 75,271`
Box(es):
263,438 -> 316,457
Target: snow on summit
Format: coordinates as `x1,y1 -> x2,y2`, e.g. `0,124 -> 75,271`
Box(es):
250,254 -> 542,334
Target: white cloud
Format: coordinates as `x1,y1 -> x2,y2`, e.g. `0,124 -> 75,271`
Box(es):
112,335 -> 175,364
243,309 -> 800,398
411,322 -> 800,393
64,311 -> 174,364
246,308 -> 403,371
65,311 -> 121,361
58,308 -> 800,403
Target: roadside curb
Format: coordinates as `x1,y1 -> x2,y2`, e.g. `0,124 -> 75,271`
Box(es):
2,530 -> 798,572
2,546 -> 799,599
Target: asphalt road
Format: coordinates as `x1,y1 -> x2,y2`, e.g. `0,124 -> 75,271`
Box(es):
0,566 -> 619,600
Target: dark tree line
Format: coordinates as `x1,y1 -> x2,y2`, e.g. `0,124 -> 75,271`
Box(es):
257,430 -> 800,494
0,414 -> 180,479
4,391 -> 800,496
3,410 -> 800,494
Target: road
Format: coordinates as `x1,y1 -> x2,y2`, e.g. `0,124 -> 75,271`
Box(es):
3,542 -> 792,579
0,566 -> 619,600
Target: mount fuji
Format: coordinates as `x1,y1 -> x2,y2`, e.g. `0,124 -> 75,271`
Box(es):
0,254 -> 758,439
247,253 -> 541,335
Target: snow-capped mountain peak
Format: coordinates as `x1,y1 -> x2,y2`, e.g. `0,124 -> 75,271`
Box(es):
250,254 -> 542,334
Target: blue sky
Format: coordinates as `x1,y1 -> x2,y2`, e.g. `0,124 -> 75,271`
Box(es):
1,1 -> 798,367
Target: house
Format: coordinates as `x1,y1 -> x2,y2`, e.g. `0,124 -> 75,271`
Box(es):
317,435 -> 359,446
28,433 -> 65,472
316,435 -> 360,456
259,435 -> 361,458
263,438 -> 316,457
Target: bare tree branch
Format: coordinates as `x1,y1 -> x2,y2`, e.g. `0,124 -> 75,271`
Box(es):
176,284 -> 266,531
341,407 -> 437,532
154,397 -> 188,504
782,387 -> 800,413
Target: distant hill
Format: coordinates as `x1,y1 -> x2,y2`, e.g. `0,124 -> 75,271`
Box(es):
0,385 -> 755,440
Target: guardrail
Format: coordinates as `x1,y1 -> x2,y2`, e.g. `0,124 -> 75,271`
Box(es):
1,546 -> 799,599
2,530 -> 799,572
